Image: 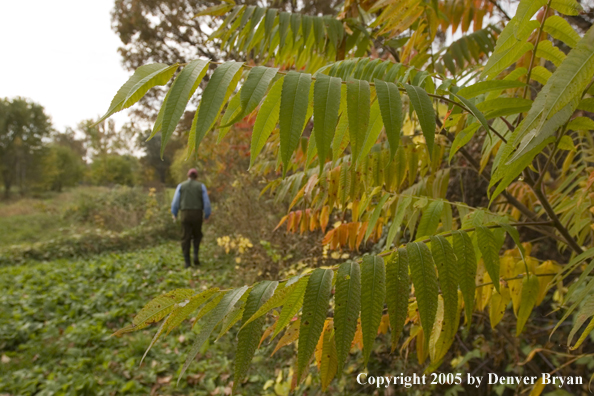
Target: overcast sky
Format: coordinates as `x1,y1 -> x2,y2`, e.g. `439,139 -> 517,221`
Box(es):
1,0 -> 131,131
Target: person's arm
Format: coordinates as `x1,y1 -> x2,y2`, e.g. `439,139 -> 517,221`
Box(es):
171,184 -> 181,218
202,184 -> 211,220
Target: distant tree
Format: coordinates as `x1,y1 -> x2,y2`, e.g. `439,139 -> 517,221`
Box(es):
136,129 -> 183,185
111,0 -> 343,119
42,144 -> 85,192
53,128 -> 87,158
78,119 -> 137,160
89,154 -> 140,186
0,97 -> 53,197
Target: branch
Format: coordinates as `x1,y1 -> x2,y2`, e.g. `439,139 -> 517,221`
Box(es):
525,172 -> 584,254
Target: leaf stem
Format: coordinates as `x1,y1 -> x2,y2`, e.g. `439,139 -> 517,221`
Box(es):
517,0 -> 552,126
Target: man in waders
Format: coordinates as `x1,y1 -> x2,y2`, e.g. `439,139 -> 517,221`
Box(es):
171,168 -> 211,268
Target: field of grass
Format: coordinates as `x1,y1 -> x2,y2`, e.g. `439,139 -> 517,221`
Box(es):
0,240 -> 298,395
0,187 -> 109,247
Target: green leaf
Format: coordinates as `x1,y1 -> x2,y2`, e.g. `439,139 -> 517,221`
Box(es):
577,98 -> 594,113
501,101 -> 573,181
457,80 -> 526,99
278,12 -> 290,49
118,288 -> 193,334
514,0 -> 546,39
360,255 -> 386,367
550,0 -> 583,16
481,41 -> 533,79
279,71 -> 312,174
543,15 -> 580,48
493,19 -> 539,55
476,227 -> 501,292
217,93 -> 242,143
233,281 -> 278,392
386,248 -> 410,351
159,59 -> 210,156
178,286 -> 248,384
313,74 -> 342,171
296,268 -> 334,381
535,40 -> 566,67
223,66 -> 278,127
530,66 -> 553,85
375,79 -> 403,159
346,79 -> 371,163
334,262 -> 361,375
216,291 -> 248,341
358,100 -> 384,163
476,98 -> 533,119
264,8 -> 278,44
365,194 -> 390,242
406,242 -> 438,346
430,236 -> 459,361
567,116 -> 594,131
451,93 -> 490,132
385,195 -> 412,248
568,295 -> 594,346
250,76 -> 284,167
516,274 -> 539,336
190,61 -> 244,152
541,26 -> 594,122
453,230 -> 477,325
240,278 -> 294,329
272,276 -> 309,338
97,63 -> 179,124
165,287 -> 220,335
416,199 -> 444,240
449,123 -> 480,162
403,83 -> 436,157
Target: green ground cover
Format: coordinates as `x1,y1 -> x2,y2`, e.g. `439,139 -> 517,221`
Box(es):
0,241 -> 292,395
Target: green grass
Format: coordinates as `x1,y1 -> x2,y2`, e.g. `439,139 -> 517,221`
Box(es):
0,241 -> 292,396
0,187 -> 109,247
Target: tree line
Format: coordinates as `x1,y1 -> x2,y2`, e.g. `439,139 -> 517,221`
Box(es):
0,97 -> 190,197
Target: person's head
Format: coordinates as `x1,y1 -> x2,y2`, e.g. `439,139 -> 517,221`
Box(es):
187,168 -> 198,180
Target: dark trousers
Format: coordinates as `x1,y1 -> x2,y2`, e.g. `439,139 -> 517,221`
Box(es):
180,209 -> 203,265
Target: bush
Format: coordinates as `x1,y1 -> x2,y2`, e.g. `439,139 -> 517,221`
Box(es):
88,154 -> 140,186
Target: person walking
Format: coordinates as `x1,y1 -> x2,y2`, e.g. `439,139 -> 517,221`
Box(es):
171,168 -> 211,268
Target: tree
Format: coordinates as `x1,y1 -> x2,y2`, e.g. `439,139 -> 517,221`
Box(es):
102,0 -> 594,393
41,144 -> 85,192
78,118 -> 138,160
0,97 -> 53,197
137,129 -> 183,184
89,154 -> 140,186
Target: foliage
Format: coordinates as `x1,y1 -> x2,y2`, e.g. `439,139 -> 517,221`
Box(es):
0,186 -> 176,260
0,97 -> 53,197
99,0 -> 594,393
41,144 -> 85,192
0,243 -> 282,395
88,154 -> 141,186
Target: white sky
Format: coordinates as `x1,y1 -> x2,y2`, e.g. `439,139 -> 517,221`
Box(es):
1,0 -> 131,131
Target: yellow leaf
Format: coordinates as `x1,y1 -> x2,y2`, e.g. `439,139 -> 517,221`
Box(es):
535,261 -> 560,305
509,259 -> 535,316
271,319 -> 300,356
429,296 -> 444,361
378,313 -> 390,335
416,328 -> 428,365
489,287 -> 511,328
516,274 -> 540,336
529,377 -> 546,396
319,324 -> 338,391
351,318 -> 363,351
